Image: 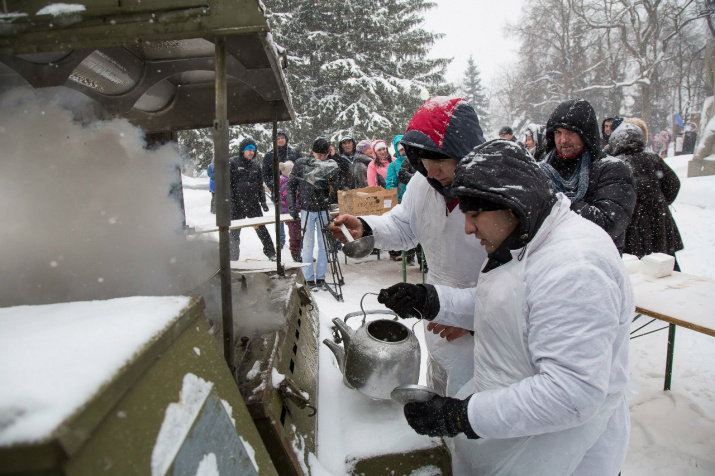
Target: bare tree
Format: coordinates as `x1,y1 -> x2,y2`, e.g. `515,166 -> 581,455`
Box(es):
489,67 -> 526,133
505,0 -> 625,122
570,0 -> 709,131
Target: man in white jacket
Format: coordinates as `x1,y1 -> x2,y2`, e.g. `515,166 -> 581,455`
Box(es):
379,139 -> 633,475
329,97 -> 488,396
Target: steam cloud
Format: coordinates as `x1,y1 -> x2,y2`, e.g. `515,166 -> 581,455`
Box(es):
0,87 -> 217,307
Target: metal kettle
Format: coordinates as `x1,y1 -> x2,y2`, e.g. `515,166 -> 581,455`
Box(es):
323,309 -> 421,400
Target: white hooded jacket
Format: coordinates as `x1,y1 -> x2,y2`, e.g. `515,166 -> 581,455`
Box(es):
362,172 -> 487,395
434,195 -> 633,475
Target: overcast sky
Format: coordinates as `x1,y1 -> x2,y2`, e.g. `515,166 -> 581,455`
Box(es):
423,0 -> 524,87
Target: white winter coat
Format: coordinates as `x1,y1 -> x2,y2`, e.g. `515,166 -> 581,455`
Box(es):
434,195 -> 633,475
362,173 -> 487,395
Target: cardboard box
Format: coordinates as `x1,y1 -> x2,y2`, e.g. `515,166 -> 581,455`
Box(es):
338,186 -> 398,216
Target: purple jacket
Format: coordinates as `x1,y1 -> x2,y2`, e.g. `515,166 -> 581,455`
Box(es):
279,175 -> 299,213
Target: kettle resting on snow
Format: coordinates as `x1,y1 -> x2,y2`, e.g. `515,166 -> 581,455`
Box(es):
323,309 -> 421,400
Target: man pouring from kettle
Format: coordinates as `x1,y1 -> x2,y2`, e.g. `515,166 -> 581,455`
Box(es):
378,140 -> 633,475
329,97 -> 488,397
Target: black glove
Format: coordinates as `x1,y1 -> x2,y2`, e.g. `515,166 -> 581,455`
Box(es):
262,204 -> 269,213
289,208 -> 300,221
377,283 -> 439,320
404,396 -> 480,439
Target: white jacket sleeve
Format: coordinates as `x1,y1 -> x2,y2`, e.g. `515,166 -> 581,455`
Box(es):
467,261 -> 623,439
360,182 -> 420,251
431,285 -> 476,330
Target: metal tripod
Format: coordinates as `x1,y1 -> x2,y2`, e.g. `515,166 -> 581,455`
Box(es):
317,208 -> 344,302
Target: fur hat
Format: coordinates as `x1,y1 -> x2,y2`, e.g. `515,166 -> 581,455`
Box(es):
356,139 -> 372,154
312,137 -> 330,154
623,117 -> 649,145
279,160 -> 294,176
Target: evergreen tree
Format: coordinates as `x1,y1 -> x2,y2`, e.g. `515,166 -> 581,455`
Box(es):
177,128 -> 213,171
460,56 -> 490,133
262,0 -> 452,148
184,0 -> 453,171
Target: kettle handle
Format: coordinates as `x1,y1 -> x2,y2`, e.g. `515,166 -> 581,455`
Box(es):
344,309 -> 400,325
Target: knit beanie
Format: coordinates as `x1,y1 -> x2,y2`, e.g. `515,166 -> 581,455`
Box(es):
312,137 -> 330,154
356,139 -> 372,154
499,126 -> 514,136
372,139 -> 388,153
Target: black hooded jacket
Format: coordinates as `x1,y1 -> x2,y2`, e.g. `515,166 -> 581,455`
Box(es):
400,97 -> 485,197
601,117 -> 616,148
543,99 -> 636,252
609,124 -> 683,258
337,137 -> 372,190
524,123 -> 546,161
262,129 -> 302,194
452,139 -> 557,271
230,138 -> 267,220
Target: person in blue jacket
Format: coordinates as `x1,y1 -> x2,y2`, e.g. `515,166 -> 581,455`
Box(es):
207,161 -> 216,214
386,135 -> 407,201
386,134 -> 418,264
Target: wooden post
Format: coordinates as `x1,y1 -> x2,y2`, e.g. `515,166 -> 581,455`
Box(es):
214,36 -> 235,372
272,106 -> 284,276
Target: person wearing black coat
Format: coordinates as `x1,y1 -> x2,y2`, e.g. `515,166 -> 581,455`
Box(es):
523,123 -> 546,161
601,116 -> 616,148
286,138 -> 342,288
229,138 -> 276,261
337,136 -> 372,190
609,123 -> 684,267
540,99 -> 636,253
262,129 -> 302,196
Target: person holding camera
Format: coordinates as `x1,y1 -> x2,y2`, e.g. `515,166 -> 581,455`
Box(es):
286,137 -> 341,289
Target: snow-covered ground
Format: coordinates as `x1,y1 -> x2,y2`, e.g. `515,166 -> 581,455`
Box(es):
184,153 -> 715,475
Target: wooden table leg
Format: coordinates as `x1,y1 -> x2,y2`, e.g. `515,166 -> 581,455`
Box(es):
402,251 -> 407,282
664,323 -> 676,391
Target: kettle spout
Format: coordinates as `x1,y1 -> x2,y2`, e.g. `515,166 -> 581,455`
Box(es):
322,339 -> 346,373
331,317 -> 353,349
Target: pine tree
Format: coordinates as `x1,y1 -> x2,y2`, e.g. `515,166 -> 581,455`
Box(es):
459,56 -> 490,133
261,0 -> 452,149
177,128 -> 214,171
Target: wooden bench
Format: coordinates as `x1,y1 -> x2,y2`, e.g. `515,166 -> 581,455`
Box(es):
189,213 -> 297,234
629,271 -> 715,390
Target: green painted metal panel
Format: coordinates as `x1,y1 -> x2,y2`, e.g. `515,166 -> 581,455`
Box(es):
0,297 -> 278,476
0,0 -> 269,55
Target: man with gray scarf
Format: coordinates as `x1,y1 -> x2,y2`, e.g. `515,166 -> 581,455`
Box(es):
540,99 -> 636,253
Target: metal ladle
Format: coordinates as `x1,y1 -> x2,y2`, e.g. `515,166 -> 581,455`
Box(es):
339,223 -> 375,259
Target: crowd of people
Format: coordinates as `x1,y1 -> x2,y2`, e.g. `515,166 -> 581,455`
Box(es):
205,93 -> 686,474
207,126 -> 421,289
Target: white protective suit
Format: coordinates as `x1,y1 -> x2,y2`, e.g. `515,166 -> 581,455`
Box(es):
433,195 -> 633,475
362,173 -> 487,396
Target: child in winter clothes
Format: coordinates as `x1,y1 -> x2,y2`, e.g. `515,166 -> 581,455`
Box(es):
279,161 -> 302,262
207,161 -> 216,214
367,139 -> 392,188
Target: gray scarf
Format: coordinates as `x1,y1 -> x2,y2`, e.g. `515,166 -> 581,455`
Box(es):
539,150 -> 591,203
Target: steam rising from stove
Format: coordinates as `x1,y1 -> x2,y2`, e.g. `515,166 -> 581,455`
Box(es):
0,87 -> 217,307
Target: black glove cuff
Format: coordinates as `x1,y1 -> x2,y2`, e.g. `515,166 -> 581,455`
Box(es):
357,217 -> 373,237
419,284 -> 440,321
457,398 -> 480,440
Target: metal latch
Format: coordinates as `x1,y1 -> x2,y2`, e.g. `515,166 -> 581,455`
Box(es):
278,377 -> 316,417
